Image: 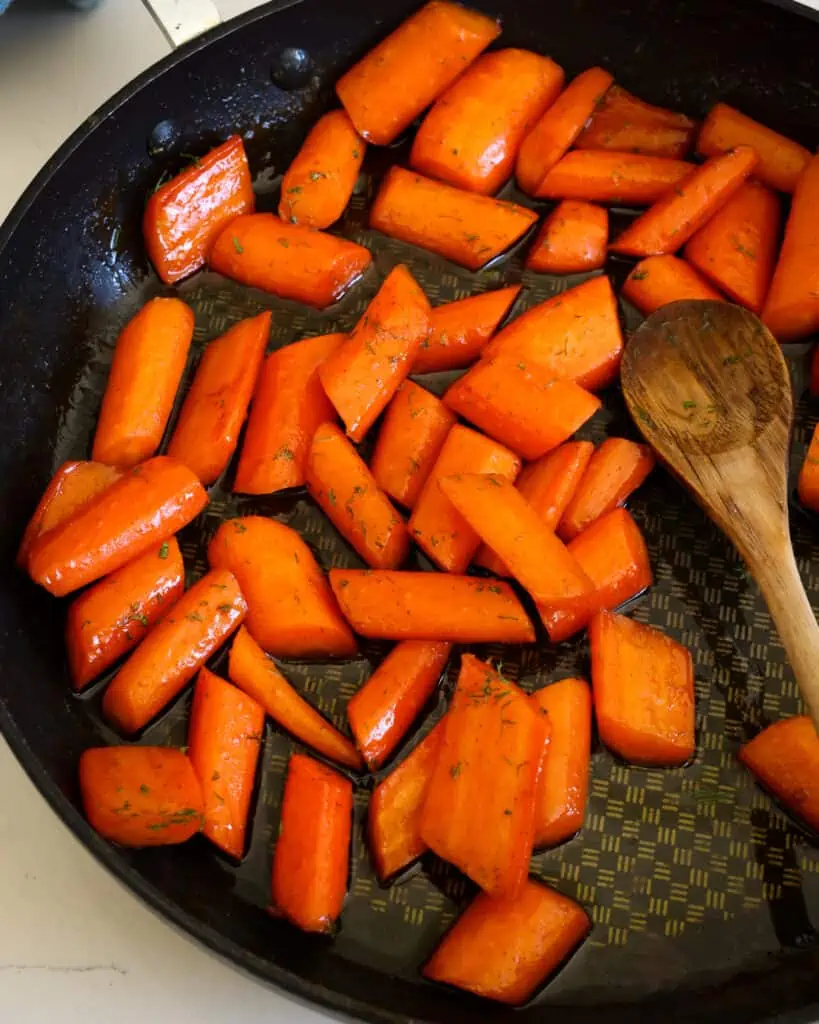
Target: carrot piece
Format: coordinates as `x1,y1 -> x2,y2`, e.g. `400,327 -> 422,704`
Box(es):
209,213 -> 371,309
559,438 -> 655,541
526,200 -> 608,274
408,424 -> 521,573
610,146 -> 758,257
589,610 -> 695,766
66,538 -> 185,691
143,135 -> 254,284
482,276 -> 623,392
102,569 -> 246,734
92,297 -> 194,468
369,381 -> 456,509
187,667 -> 264,859
28,457 -> 207,597
370,166 -> 538,271
233,332 -> 343,495
335,1 -> 500,146
209,516 -> 356,658
444,358 -> 601,461
412,285 -> 521,374
420,655 -> 548,896
684,181 -> 781,313
697,102 -> 811,194
229,626 -> 362,770
516,67 -> 614,196
271,754 -> 352,933
410,49 -> 565,195
798,424 -> 819,512
621,255 -> 723,316
348,641 -> 451,769
79,746 -> 204,847
537,151 -> 694,205
739,716 -> 819,832
762,155 -> 819,343
576,85 -> 697,160
423,878 -> 591,1005
319,265 -> 431,441
278,110 -> 366,229
329,569 -> 535,643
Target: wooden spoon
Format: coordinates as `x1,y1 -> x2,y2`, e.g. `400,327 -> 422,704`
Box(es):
621,299 -> 819,729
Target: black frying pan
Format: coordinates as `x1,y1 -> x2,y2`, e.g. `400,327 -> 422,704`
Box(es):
2,0 -> 819,1020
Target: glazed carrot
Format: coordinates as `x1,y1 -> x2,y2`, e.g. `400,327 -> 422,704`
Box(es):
525,200 -> 608,274
559,438 -> 655,541
335,1 -> 500,146
444,358 -> 601,461
369,381 -> 456,509
102,569 -> 246,734
684,181 -> 780,313
209,516 -> 356,658
589,610 -> 695,766
621,255 -> 723,316
306,423 -> 409,569
412,285 -> 521,374
166,312 -> 269,484
233,332 -> 343,495
423,879 -> 591,1005
408,424 -> 521,573
516,67 -> 614,196
209,213 -> 371,309
92,298 -> 194,468
798,425 -> 819,512
187,667 -> 264,859
739,716 -> 819,832
576,85 -> 697,160
812,345 -> 819,398
697,102 -> 811,194
66,538 -> 184,691
271,754 -> 352,933
537,151 -> 694,205
329,569 -> 535,644
420,655 -> 548,896
79,746 -> 204,847
610,146 -> 758,257
28,457 -> 207,597
482,276 -> 623,392
143,135 -> 254,284
348,641 -> 451,769
370,166 -> 538,271
410,49 -> 564,195
278,110 -> 366,228
229,627 -> 362,770
319,265 -> 431,441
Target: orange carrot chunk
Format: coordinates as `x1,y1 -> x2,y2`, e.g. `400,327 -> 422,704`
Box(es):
576,85 -> 697,160
739,716 -> 819,832
798,424 -> 819,513
589,610 -> 695,766
526,200 -> 608,274
538,151 -> 694,205
622,255 -> 723,316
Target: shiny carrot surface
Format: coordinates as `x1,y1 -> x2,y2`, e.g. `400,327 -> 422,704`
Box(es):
739,716 -> 819,832
577,85 -> 697,159
622,254 -> 723,316
525,200 -> 608,274
538,150 -> 694,205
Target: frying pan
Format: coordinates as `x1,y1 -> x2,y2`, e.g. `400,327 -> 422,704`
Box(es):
1,0 -> 819,1020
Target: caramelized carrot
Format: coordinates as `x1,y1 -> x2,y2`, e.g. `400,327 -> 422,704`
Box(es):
319,265 -> 431,441
621,254 -> 723,316
166,311 -> 269,484
79,746 -> 204,847
335,1 -> 500,146
797,424 -> 819,513
102,569 -> 246,734
209,213 -> 371,309
370,166 -> 537,271
143,135 -> 254,284
28,457 -> 207,597
739,716 -> 819,832
209,516 -> 356,658
537,151 -> 694,205
526,200 -> 608,274
576,85 -> 697,160
271,753 -> 352,933
589,610 -> 695,766
187,667 -> 264,859
92,298 -> 194,468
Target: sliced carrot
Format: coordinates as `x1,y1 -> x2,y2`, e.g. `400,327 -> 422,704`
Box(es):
92,297 -> 194,468
187,667 -> 264,859
209,516 -> 356,658
537,151 -> 694,205
576,85 -> 697,160
621,255 -> 723,316
79,746 -> 204,847
271,754 -> 352,933
319,265 -> 431,441
233,332 -> 344,495
335,1 -> 500,146
589,610 -> 695,766
526,200 -> 608,274
798,424 -> 819,512
370,166 -> 538,271
739,716 -> 819,832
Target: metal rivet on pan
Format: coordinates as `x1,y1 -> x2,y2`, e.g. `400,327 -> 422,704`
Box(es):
147,120 -> 178,157
270,48 -> 313,89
